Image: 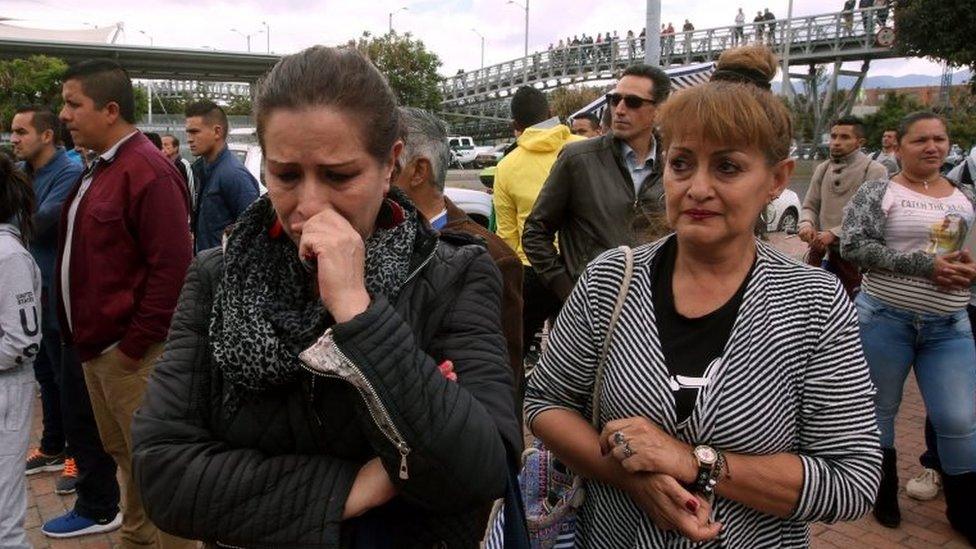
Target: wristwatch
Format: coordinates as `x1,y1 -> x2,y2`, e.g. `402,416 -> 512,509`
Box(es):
691,445 -> 724,496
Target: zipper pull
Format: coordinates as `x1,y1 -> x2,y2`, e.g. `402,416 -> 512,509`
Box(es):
398,446 -> 410,480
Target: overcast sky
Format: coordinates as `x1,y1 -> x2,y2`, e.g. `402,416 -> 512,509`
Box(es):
7,0 -> 944,79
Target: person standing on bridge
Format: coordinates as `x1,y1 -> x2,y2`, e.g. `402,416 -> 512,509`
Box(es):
682,20 -> 695,54
185,100 -> 260,253
763,8 -> 777,45
798,115 -> 887,297
842,0 -> 856,36
522,63 -> 670,305
859,0 -> 875,34
48,59 -> 194,548
493,86 -> 582,362
754,11 -> 765,43
734,8 -> 746,45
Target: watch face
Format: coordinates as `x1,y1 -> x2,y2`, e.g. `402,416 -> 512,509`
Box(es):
695,446 -> 717,465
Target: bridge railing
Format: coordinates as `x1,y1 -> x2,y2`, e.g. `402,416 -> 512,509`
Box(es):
443,5 -> 893,104
149,80 -> 251,99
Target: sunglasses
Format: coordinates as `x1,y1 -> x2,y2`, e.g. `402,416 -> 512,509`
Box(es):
606,93 -> 656,109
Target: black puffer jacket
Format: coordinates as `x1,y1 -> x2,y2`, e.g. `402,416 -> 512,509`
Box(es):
131,225 -> 523,548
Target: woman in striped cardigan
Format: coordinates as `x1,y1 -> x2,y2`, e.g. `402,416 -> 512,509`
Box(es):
524,45 -> 881,548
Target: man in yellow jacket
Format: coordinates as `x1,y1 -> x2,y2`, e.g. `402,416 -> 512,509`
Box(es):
493,86 -> 583,361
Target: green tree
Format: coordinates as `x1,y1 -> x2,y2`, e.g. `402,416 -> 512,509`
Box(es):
548,85 -> 605,121
863,92 -> 923,148
945,90 -> 976,151
0,55 -> 68,127
133,85 -> 149,120
225,95 -> 253,116
894,0 -> 976,92
355,31 -> 443,110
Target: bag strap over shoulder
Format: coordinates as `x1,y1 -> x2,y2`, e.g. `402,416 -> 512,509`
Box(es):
589,246 -> 634,427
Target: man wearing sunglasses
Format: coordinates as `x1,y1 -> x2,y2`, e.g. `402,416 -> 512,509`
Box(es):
522,64 -> 671,302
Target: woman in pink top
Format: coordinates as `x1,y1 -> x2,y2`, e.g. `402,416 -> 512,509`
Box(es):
841,111 -> 976,544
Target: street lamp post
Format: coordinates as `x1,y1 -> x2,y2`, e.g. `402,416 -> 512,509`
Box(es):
230,28 -> 263,52
644,0 -> 661,65
388,6 -> 408,33
262,21 -> 270,53
781,0 -> 796,99
138,31 -> 155,125
506,0 -> 529,80
471,29 -> 485,70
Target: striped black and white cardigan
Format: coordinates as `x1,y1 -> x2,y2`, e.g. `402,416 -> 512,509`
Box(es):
524,237 -> 881,548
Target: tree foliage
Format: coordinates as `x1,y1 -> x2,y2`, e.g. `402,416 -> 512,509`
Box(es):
548,85 -> 605,121
895,0 -> 976,92
0,55 -> 68,128
355,31 -> 443,111
225,95 -> 253,116
862,92 -> 924,148
863,90 -> 976,151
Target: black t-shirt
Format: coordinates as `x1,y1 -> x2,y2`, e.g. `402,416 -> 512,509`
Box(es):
652,237 -> 753,424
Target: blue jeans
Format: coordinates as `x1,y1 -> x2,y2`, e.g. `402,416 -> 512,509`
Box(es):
855,292 -> 976,475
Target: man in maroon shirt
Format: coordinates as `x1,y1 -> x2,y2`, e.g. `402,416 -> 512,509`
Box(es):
47,59 -> 194,547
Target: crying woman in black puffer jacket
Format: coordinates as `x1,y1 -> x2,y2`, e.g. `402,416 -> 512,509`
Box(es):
130,45 -> 524,549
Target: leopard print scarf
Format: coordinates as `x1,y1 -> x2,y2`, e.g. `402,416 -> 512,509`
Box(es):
210,191 -> 420,405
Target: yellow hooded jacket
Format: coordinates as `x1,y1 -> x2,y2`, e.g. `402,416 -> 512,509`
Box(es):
492,122 -> 584,265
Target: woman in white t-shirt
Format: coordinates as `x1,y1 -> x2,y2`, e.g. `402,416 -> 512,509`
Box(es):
841,111 -> 976,545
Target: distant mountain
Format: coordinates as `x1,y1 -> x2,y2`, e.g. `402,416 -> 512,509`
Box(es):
774,69 -> 971,93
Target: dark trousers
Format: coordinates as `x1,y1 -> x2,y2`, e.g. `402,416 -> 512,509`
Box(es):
918,304 -> 976,472
522,266 -> 562,358
60,345 -> 120,521
806,246 -> 862,298
34,289 -> 65,456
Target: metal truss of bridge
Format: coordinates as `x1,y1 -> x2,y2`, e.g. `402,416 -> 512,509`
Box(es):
0,38 -> 278,82
149,80 -> 252,101
443,6 -> 899,139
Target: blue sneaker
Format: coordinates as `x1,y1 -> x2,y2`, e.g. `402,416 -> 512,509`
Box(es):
41,510 -> 122,538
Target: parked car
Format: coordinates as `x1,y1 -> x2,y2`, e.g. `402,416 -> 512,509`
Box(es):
766,189 -> 801,233
448,136 -> 479,166
449,135 -> 494,168
474,143 -> 512,168
230,141 -> 493,227
228,141 -> 266,194
444,187 -> 492,228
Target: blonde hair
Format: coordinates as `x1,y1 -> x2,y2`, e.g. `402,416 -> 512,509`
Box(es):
656,45 -> 792,164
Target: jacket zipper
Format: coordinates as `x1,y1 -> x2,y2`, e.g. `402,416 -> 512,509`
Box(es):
299,241 -> 438,480
299,347 -> 412,479
403,242 -> 438,286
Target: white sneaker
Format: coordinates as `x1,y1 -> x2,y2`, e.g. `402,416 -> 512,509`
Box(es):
906,467 -> 941,500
